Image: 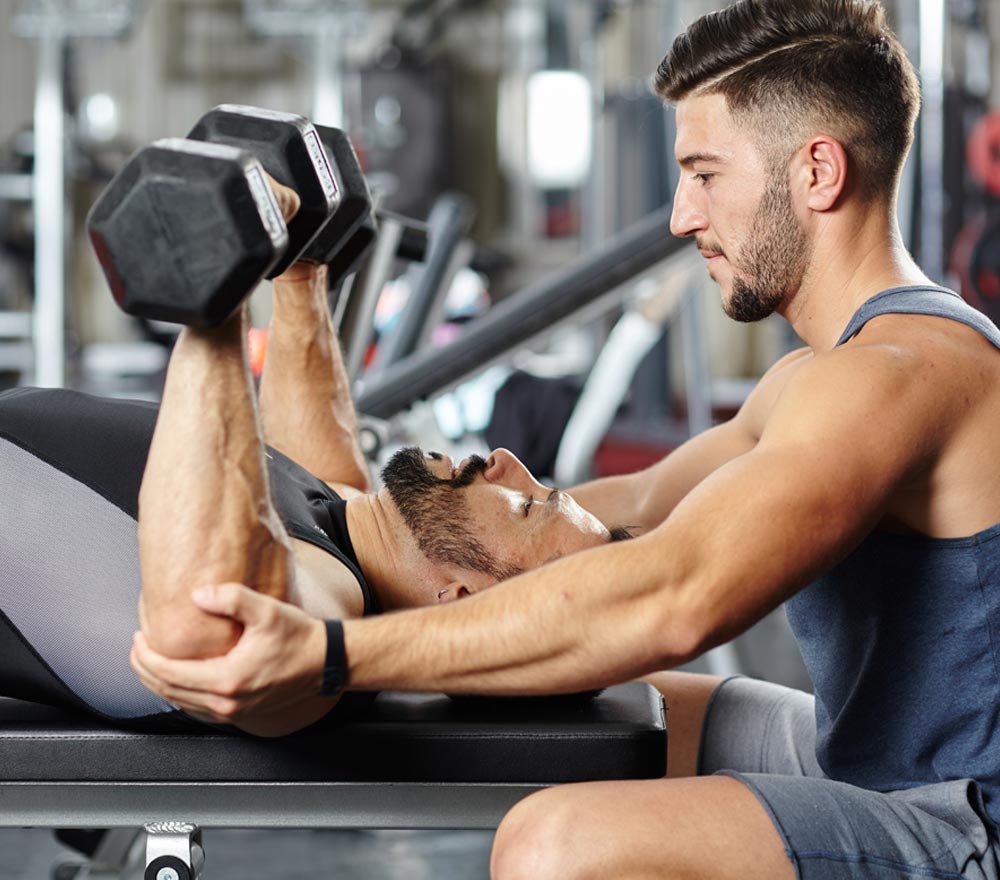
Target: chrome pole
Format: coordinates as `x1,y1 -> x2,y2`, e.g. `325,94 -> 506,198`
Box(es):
918,0 -> 946,282
31,5 -> 67,387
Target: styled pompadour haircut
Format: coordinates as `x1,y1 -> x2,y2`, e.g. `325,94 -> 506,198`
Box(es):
654,0 -> 920,199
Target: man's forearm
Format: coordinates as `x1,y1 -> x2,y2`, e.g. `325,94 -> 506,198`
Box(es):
259,264 -> 370,489
139,306 -> 294,659
341,538 -> 694,695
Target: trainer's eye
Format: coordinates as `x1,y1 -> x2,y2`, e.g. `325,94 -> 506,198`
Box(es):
523,496 -> 534,517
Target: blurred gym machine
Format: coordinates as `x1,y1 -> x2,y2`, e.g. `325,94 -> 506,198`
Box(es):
941,0 -> 1000,322
243,0 -> 367,131
3,0 -> 141,389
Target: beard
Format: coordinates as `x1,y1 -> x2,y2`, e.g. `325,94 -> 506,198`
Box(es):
380,447 -> 523,582
720,166 -> 811,323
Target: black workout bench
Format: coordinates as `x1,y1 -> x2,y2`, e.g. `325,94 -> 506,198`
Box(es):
0,683 -> 666,878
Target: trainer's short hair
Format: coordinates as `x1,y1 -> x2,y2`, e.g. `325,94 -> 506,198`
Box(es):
654,0 -> 920,199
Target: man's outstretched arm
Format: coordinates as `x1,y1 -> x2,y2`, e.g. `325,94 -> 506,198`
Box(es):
137,181 -> 304,662
130,342 -> 933,721
258,264 -> 370,492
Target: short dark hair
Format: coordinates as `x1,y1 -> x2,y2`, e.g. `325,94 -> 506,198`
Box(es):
654,0 -> 920,199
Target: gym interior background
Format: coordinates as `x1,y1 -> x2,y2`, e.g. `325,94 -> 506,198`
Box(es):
0,0 -> 998,876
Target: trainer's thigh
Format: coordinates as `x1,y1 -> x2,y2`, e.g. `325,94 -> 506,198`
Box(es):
699,674 -> 825,777
724,773 -> 1000,880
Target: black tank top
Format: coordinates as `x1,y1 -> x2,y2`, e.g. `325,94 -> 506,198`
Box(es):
0,387 -> 377,615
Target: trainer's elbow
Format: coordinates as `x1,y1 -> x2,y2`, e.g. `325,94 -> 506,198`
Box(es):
649,582 -> 716,669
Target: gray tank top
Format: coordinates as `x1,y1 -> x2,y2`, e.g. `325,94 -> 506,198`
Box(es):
785,285 -> 1000,827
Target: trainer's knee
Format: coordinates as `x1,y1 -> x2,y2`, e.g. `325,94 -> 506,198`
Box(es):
491,788 -> 589,880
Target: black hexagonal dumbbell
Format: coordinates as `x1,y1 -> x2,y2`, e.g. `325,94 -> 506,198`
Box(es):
87,138 -> 289,327
300,124 -> 374,271
186,104 -> 341,277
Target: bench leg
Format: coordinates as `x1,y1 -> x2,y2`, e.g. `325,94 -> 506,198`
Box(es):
144,823 -> 204,880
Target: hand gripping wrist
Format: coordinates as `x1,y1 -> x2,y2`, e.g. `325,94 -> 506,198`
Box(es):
319,619 -> 349,697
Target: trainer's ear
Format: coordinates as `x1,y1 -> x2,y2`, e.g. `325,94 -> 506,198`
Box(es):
798,135 -> 848,212
437,583 -> 472,604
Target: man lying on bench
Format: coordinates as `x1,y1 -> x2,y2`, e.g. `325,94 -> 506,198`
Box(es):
0,177 -> 629,737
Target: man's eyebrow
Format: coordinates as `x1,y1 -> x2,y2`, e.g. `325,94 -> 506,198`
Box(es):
677,152 -> 727,168
546,487 -> 562,505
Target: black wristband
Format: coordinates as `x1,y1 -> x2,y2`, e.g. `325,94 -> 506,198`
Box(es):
319,619 -> 348,697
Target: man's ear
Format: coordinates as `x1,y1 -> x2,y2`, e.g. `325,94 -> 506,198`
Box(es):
437,583 -> 472,604
797,135 -> 848,212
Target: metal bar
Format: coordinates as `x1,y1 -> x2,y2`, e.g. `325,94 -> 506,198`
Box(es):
32,14 -> 66,387
12,1 -> 138,39
680,282 -> 711,436
0,174 -> 33,201
918,0 -> 946,282
312,16 -> 344,128
355,205 -> 688,419
373,193 -> 473,370
0,781 -> 543,830
414,238 -> 474,352
341,217 -> 404,381
0,311 -> 33,338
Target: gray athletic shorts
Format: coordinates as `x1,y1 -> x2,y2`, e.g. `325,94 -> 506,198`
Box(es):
699,676 -> 1000,879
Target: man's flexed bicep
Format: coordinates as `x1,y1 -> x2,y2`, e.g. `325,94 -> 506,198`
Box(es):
258,264 -> 371,492
656,343 -> 940,654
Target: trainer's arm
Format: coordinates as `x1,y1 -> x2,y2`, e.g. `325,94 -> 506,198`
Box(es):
258,263 -> 370,491
131,344 -> 936,719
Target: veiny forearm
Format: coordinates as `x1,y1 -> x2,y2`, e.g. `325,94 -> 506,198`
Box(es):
342,537 -> 697,695
139,307 -> 294,660
259,265 -> 370,490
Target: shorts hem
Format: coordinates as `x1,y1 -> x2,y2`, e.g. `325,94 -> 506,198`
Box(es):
695,674 -> 745,777
719,771 -> 977,880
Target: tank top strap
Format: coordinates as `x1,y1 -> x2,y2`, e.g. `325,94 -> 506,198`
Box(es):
835,285 -> 1000,351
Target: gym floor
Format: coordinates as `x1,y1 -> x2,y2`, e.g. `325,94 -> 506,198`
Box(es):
0,828 -> 494,879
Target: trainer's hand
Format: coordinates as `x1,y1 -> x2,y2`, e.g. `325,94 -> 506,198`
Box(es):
130,582 -> 327,727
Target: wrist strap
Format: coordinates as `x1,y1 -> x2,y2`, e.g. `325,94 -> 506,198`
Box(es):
320,619 -> 348,697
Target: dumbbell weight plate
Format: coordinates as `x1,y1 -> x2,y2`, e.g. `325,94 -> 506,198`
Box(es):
87,139 -> 288,327
299,125 -> 373,264
188,105 -> 340,277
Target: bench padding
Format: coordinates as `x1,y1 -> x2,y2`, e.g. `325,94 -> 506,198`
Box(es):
0,683 -> 666,784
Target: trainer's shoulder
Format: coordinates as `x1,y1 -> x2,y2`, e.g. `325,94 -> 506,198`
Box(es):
736,346 -> 813,437
791,333 -> 928,399
772,330 -> 964,443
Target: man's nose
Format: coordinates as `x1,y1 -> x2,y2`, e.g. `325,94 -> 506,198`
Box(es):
669,178 -> 706,238
484,448 -> 539,490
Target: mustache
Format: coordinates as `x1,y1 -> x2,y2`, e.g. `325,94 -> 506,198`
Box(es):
381,447 -> 489,491
427,451 -> 488,487
695,236 -> 725,257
